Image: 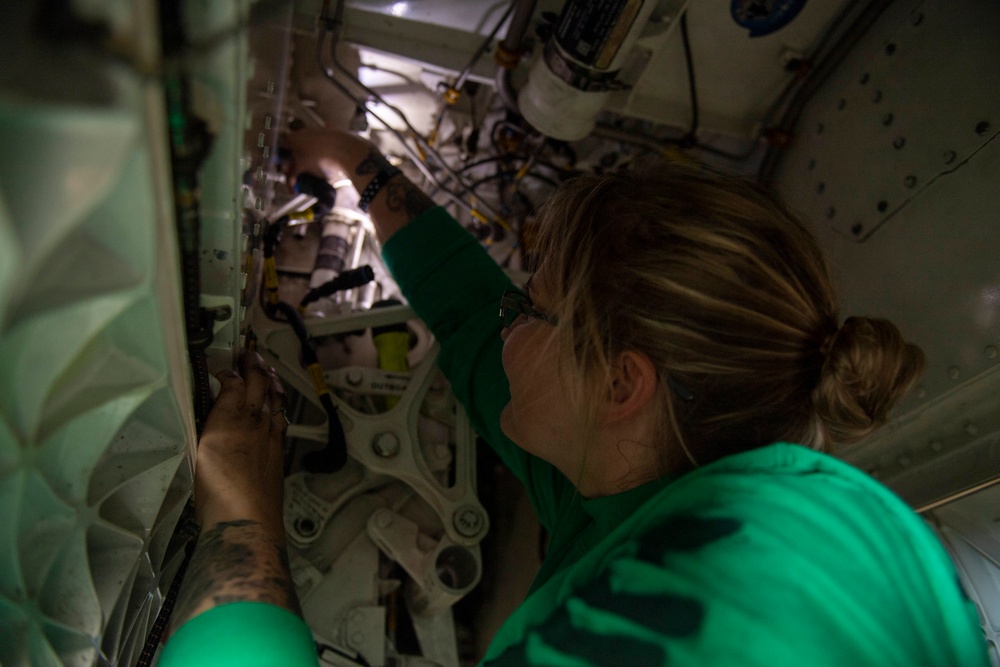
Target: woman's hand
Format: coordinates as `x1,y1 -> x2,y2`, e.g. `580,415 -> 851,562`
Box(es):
194,352 -> 289,535
167,353 -> 300,634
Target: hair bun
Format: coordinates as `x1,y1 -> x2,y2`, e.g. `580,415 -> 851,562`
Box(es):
813,316 -> 926,444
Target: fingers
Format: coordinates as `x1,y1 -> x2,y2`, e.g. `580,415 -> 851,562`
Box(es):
240,352 -> 273,413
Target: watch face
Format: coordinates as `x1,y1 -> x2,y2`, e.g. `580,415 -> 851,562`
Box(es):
731,0 -> 809,37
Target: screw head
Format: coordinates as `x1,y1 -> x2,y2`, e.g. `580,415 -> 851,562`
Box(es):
373,432 -> 400,457
882,113 -> 894,126
904,175 -> 917,188
893,137 -> 907,149
943,150 -> 957,164
453,506 -> 486,538
947,365 -> 961,380
346,369 -> 363,386
986,345 -> 998,359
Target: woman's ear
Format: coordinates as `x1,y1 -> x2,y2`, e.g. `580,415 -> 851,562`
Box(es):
602,350 -> 660,424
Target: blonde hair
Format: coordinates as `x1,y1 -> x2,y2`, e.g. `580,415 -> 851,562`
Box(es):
533,160 -> 925,471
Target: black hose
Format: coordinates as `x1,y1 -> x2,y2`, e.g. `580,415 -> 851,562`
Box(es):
272,302 -> 348,473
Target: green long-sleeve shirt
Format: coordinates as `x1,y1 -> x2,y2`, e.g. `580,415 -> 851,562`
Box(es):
161,207 -> 987,666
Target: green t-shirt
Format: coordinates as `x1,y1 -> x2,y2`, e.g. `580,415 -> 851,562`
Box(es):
161,207 -> 987,666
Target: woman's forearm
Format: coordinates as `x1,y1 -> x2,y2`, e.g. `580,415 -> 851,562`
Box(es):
170,519 -> 301,633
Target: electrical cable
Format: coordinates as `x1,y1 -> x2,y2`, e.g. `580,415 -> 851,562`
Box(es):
679,13 -> 699,143
453,1 -> 517,92
319,1 -> 505,223
314,32 -> 505,230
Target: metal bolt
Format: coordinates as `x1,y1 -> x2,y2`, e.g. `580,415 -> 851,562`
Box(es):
904,175 -> 917,188
943,150 -> 957,164
453,506 -> 486,538
264,115 -> 272,130
882,113 -> 894,126
947,365 -> 961,380
986,345 -> 998,359
373,432 -> 400,457
346,369 -> 363,386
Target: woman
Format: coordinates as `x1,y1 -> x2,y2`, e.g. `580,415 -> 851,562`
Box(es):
160,128 -> 987,666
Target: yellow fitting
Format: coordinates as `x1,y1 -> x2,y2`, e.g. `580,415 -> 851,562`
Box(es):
307,363 -> 330,397
443,88 -> 460,105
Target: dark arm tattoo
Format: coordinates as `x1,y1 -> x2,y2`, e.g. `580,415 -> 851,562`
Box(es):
354,148 -> 434,220
384,177 -> 434,219
171,520 -> 301,631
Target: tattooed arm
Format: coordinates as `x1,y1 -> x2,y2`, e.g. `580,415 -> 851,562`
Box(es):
169,353 -> 300,633
283,128 -> 434,242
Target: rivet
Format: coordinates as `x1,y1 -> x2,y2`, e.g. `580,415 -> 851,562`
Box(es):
929,440 -> 943,452
916,385 -> 927,398
872,90 -> 883,103
346,369 -> 363,385
837,98 -> 847,111
859,72 -> 870,84
351,632 -> 364,646
911,12 -> 924,26
885,43 -> 897,56
986,345 -> 998,359
453,506 -> 486,538
877,200 -> 888,213
893,137 -> 907,149
264,115 -> 272,130
257,132 -> 265,148
943,150 -> 957,164
976,121 -> 991,136
373,432 -> 400,457
851,222 -> 864,236
826,207 -> 836,220
817,182 -> 826,194
965,422 -> 980,436
904,175 -> 917,188
807,158 -> 817,170
375,510 -> 393,528
947,365 -> 961,380
882,112 -> 894,126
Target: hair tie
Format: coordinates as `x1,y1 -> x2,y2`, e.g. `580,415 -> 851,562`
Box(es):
820,327 -> 841,358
